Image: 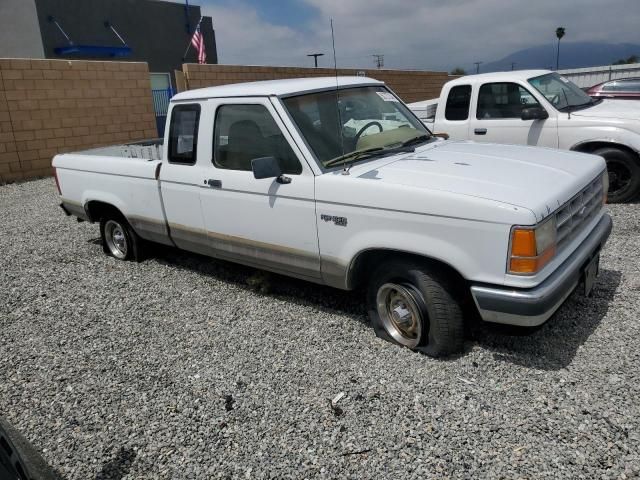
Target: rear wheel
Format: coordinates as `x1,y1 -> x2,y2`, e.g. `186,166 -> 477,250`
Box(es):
594,146 -> 640,203
99,214 -> 143,261
367,260 -> 464,357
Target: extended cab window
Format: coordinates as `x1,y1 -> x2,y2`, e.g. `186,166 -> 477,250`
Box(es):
213,104 -> 302,174
168,104 -> 200,164
477,83 -> 540,119
445,85 -> 471,121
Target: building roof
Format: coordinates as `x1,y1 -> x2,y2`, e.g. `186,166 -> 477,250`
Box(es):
172,76 -> 384,101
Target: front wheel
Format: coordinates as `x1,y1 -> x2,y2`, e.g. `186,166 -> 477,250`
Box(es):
366,260 -> 464,357
594,147 -> 640,203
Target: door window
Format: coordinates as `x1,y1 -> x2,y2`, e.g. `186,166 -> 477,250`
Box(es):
602,79 -> 640,92
477,83 -> 541,119
445,85 -> 471,121
213,104 -> 302,174
168,104 -> 200,164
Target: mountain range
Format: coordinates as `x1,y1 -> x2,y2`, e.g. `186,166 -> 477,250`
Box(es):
480,42 -> 640,72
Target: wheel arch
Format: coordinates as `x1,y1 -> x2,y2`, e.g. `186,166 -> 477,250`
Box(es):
570,140 -> 639,158
347,248 -> 468,293
84,200 -> 126,223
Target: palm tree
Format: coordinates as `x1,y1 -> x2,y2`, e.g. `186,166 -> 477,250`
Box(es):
555,27 -> 566,70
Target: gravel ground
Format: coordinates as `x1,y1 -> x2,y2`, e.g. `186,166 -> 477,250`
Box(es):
1,178 -> 639,480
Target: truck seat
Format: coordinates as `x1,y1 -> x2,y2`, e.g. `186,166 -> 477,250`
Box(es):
223,120 -> 268,170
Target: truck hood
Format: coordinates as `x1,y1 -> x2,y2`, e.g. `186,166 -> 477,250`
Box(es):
350,141 -> 605,221
571,99 -> 640,122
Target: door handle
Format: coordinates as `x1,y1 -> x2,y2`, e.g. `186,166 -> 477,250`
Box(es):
474,128 -> 487,135
205,179 -> 222,188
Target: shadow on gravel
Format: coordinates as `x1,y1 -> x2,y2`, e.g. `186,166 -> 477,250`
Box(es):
471,268 -> 622,370
151,245 -> 366,318
95,447 -> 136,480
150,245 -> 621,369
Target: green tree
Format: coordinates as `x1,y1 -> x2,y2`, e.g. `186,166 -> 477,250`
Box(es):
555,27 -> 566,70
612,54 -> 639,65
450,67 -> 466,75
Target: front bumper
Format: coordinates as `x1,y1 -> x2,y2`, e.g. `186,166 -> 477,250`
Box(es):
470,213 -> 612,327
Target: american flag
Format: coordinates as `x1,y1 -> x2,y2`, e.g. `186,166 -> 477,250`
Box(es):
190,21 -> 206,64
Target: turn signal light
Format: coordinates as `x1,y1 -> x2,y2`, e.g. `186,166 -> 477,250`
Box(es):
508,217 -> 557,275
509,247 -> 556,274
510,229 -> 536,257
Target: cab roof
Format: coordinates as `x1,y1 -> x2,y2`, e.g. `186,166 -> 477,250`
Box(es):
172,76 -> 384,101
447,70 -> 552,86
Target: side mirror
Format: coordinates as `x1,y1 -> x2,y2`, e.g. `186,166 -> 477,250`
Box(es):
251,156 -> 282,179
251,156 -> 291,184
521,106 -> 549,121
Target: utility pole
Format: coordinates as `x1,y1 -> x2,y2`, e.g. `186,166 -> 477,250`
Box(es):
474,61 -> 483,74
307,53 -> 325,68
372,54 -> 384,69
511,62 -> 516,71
184,0 -> 191,34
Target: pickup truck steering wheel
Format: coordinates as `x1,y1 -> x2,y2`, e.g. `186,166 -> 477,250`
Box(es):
354,121 -> 383,144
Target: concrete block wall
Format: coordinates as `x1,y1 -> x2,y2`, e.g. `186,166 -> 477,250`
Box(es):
0,58 -> 157,183
182,64 -> 451,104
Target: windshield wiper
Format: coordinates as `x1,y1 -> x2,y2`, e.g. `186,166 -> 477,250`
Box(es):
324,145 -> 415,168
400,134 -> 432,148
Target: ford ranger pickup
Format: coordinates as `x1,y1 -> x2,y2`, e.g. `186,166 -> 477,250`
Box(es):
53,77 -> 612,356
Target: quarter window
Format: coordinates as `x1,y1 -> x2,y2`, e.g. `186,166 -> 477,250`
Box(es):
213,104 -> 302,174
168,104 -> 200,164
445,85 -> 471,121
477,83 -> 541,119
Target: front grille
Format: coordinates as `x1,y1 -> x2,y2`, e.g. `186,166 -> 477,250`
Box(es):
555,175 -> 604,248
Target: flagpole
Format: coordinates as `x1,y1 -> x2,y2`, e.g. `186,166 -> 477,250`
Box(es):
182,16 -> 203,61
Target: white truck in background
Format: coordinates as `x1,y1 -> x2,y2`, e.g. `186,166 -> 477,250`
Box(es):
409,70 -> 640,203
53,77 -> 611,357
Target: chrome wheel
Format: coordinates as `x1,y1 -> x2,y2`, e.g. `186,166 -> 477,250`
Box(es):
376,283 -> 424,348
104,219 -> 128,259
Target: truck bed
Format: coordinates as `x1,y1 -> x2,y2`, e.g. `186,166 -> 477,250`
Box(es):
73,138 -> 164,161
52,138 -> 170,245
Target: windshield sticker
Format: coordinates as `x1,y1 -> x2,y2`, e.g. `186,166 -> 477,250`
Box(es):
376,91 -> 399,102
560,76 -> 570,83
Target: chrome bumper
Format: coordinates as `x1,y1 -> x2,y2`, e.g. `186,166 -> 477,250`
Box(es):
470,213 -> 612,327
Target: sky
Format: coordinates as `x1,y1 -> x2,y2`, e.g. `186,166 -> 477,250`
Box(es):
196,0 -> 640,73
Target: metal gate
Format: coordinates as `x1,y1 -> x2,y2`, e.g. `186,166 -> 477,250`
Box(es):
151,87 -> 174,137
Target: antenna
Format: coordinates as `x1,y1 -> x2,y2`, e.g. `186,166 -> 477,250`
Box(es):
330,19 -> 347,174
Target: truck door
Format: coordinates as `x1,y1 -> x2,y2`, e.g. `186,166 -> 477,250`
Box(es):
469,82 -> 558,148
159,103 -> 210,254
198,97 -> 321,282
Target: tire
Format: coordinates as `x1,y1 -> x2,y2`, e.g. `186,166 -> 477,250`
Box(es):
593,147 -> 640,203
0,416 -> 61,480
366,260 -> 464,357
99,213 -> 143,261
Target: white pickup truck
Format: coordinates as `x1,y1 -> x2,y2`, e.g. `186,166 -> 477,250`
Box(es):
409,70 -> 640,203
53,77 -> 612,357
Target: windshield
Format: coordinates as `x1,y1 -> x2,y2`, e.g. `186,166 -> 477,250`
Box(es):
281,86 -> 430,168
528,72 -> 594,111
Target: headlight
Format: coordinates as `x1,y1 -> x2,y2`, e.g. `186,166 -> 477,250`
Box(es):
508,216 -> 557,275
602,170 -> 609,204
